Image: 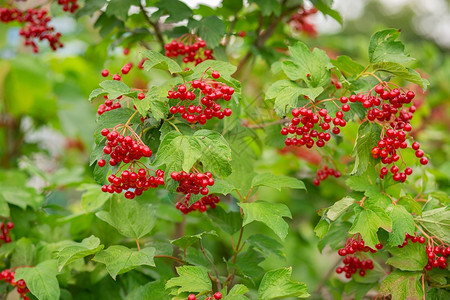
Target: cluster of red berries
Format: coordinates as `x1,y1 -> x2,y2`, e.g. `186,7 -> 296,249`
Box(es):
170,171 -> 219,214
164,36 -> 213,65
188,292 -> 222,300
0,221 -> 14,245
56,0 -> 79,13
398,232 -> 426,248
0,269 -> 29,299
102,168 -> 165,199
289,6 -> 318,37
175,194 -> 220,214
425,243 -> 449,271
336,237 -> 378,278
313,166 -> 341,186
168,72 -> 234,124
281,106 -> 347,148
101,62 -> 134,81
98,128 -> 153,167
97,95 -> 122,115
356,84 -> 428,181
331,79 -> 342,89
0,8 -> 62,52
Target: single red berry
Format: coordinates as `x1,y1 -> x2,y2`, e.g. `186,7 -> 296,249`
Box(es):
214,292 -> 222,299
97,159 -> 106,167
137,92 -> 145,100
420,157 -> 428,165
188,294 -> 196,300
101,69 -> 109,77
211,71 -> 220,79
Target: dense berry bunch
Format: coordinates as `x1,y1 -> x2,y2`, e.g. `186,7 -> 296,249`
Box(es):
165,35 -> 213,65
0,221 -> 14,244
313,166 -> 341,186
356,84 -> 429,181
175,194 -> 220,214
188,292 -> 222,300
102,168 -> 165,199
336,237 -> 378,278
0,8 -> 62,52
289,6 -> 318,37
0,269 -> 29,299
168,72 -> 234,124
424,241 -> 449,271
97,95 -> 122,115
56,0 -> 79,13
281,106 -> 347,148
98,128 -> 152,167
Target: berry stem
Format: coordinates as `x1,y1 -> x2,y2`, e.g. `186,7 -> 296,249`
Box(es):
136,238 -> 141,251
200,240 -> 221,291
154,255 -> 185,264
166,120 -> 181,134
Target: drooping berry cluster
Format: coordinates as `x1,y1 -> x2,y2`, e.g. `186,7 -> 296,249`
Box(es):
289,6 -> 318,37
0,221 -> 14,245
424,241 -> 449,271
336,237 -> 378,278
98,128 -> 152,167
281,106 -> 347,148
313,166 -> 341,186
0,8 -> 63,52
398,232 -> 426,248
97,95 -> 122,115
188,292 -> 222,300
352,84 -> 429,182
56,0 -> 79,13
170,171 -> 219,214
164,35 -> 213,65
168,71 -> 234,124
0,269 -> 29,299
102,168 -> 165,199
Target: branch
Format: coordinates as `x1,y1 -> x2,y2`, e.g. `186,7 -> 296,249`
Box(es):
154,255 -> 185,264
139,3 -> 165,50
200,240 -> 221,291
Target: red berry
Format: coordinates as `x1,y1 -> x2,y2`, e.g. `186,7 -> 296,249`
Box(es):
101,69 -> 109,77
214,292 -> 222,299
137,92 -> 145,100
211,71 -> 220,79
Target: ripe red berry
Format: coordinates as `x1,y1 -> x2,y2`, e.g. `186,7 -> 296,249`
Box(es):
211,71 -> 220,79
137,92 -> 145,100
188,294 -> 196,300
214,292 -> 222,299
101,69 -> 109,77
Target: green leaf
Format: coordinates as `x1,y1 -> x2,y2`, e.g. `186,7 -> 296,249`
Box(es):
387,205 -> 415,246
386,242 -> 427,271
282,42 -> 331,88
11,238 -> 35,268
379,271 -> 423,300
78,184 -> 110,212
198,16 -> 225,49
225,284 -> 249,300
105,0 -> 138,20
154,0 -> 193,23
351,121 -> 382,175
349,205 -> 392,248
251,173 -> 305,191
207,207 -> 242,235
0,187 -> 43,211
171,231 -> 217,249
374,62 -> 429,90
208,178 -> 236,195
133,86 -> 169,119
238,201 -> 292,239
314,217 -> 330,239
126,281 -> 169,300
93,246 -> 156,280
368,29 -> 414,64
94,108 -> 140,144
416,207 -> 450,244
233,247 -> 264,279
327,197 -> 356,221
311,0 -> 343,25
95,195 -> 156,239
15,260 -> 60,300
318,222 -> 352,252
258,267 -> 309,299
88,88 -> 107,102
142,50 -> 183,74
99,80 -> 132,99
246,234 -> 285,258
56,235 -> 104,271
346,167 -> 378,192
249,0 -> 281,16
0,196 -> 9,217
165,266 -> 211,295
331,55 -> 365,78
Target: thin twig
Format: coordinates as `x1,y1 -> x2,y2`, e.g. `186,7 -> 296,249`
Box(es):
200,240 -> 221,291
154,255 -> 185,264
139,3 -> 165,50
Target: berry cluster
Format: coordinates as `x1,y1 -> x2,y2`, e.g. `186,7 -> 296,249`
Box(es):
168,72 -> 234,124
165,35 -> 213,65
0,8 -> 62,52
0,221 -> 14,245
102,168 -> 165,199
188,292 -> 222,300
98,128 -> 152,167
353,84 -> 429,181
425,242 -> 449,271
170,171 -> 219,214
289,6 -> 318,37
97,95 -> 122,115
0,269 -> 29,299
336,237 -> 377,278
398,232 -> 426,248
281,106 -> 347,148
313,166 -> 341,186
56,0 -> 79,13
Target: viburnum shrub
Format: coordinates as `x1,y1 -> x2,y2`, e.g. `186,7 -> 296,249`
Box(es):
0,1 -> 449,300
